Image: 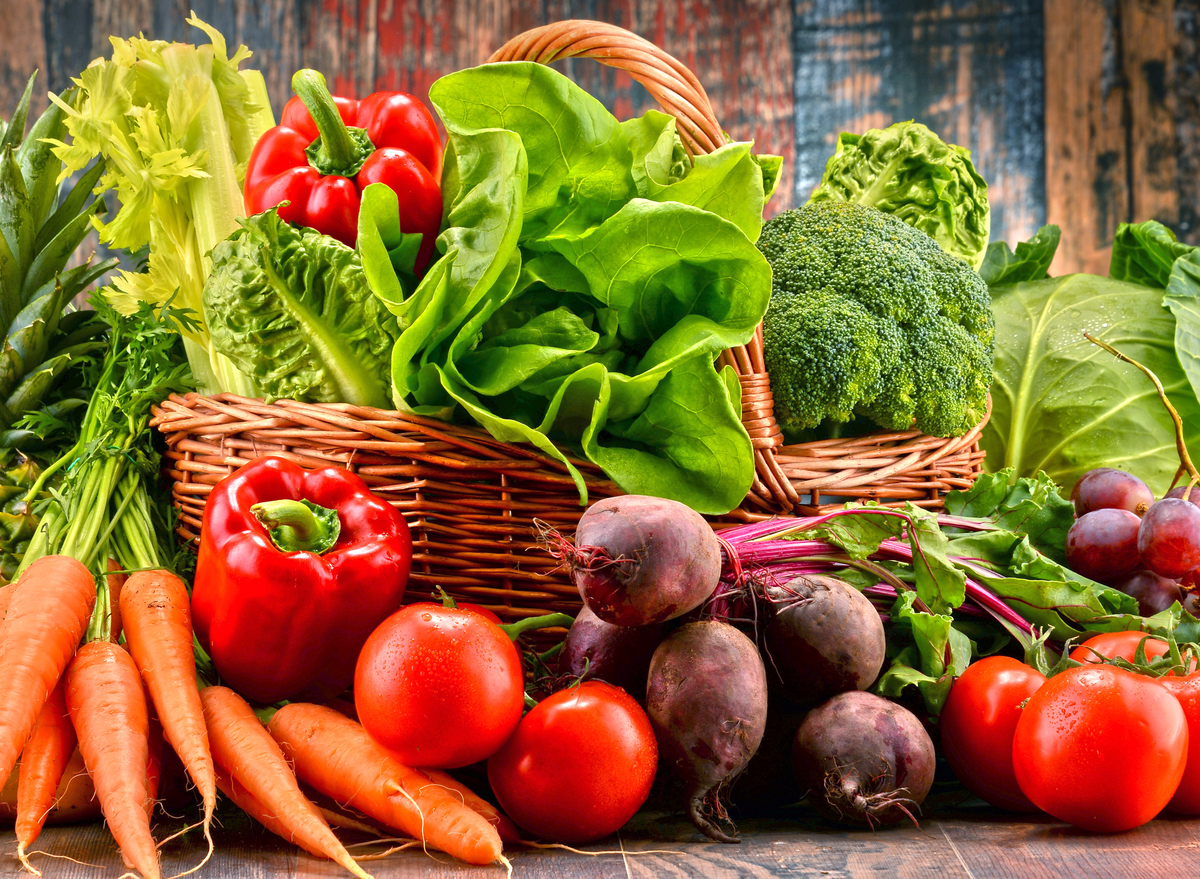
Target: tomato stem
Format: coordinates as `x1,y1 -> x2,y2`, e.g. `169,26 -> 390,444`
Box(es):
499,613 -> 576,642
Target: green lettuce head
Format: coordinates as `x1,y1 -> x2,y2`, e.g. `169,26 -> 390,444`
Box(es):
807,121 -> 990,269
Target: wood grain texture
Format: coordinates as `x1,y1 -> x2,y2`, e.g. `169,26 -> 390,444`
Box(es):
793,0 -> 1045,247
7,808 -> 1200,877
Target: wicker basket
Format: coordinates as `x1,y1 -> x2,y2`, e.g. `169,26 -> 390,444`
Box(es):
151,20 -> 989,624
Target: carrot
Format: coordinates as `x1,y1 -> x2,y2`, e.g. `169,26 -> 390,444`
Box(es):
105,559 -> 126,643
65,640 -> 159,879
212,763 -> 337,859
200,686 -> 372,879
119,570 -> 215,834
0,747 -> 100,827
0,580 -> 17,625
418,767 -> 521,845
15,681 -> 77,868
267,703 -> 505,866
0,555 -> 95,793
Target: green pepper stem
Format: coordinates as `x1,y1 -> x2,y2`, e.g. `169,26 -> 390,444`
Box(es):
291,68 -> 366,175
499,612 -> 577,642
251,498 -> 341,555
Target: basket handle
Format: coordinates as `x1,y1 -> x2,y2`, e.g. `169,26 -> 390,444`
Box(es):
487,20 -> 725,158
487,20 -> 797,513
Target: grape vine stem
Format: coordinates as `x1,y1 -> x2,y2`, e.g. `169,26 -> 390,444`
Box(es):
1084,331 -> 1200,498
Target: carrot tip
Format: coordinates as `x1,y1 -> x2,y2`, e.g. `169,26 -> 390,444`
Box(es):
16,842 -> 43,877
498,853 -> 513,878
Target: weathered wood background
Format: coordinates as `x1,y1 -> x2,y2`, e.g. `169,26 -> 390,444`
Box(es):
0,0 -> 1193,274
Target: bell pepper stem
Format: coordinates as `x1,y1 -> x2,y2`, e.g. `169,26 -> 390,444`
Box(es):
251,498 -> 341,555
291,68 -> 365,174
499,612 -> 576,642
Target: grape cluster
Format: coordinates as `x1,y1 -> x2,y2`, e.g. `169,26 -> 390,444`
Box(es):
1066,468 -> 1200,616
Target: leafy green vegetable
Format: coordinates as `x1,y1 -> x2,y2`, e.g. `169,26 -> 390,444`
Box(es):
203,209 -> 399,408
943,468 -> 1075,563
983,273 -> 1200,494
806,121 -> 991,269
47,17 -> 275,396
978,224 -> 1060,285
362,63 -> 773,513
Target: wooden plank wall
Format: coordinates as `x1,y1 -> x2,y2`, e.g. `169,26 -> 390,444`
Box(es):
1,0 -> 1194,270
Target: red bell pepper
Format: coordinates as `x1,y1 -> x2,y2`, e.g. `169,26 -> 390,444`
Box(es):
192,456 -> 412,704
244,68 -> 443,272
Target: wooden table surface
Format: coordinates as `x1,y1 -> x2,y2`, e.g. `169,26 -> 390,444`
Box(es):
5,805 -> 1200,879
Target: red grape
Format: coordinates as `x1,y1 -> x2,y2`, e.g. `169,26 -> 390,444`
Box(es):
1112,570 -> 1183,616
1071,468 -> 1154,517
1065,509 -> 1143,583
1138,498 -> 1200,580
1167,485 -> 1200,508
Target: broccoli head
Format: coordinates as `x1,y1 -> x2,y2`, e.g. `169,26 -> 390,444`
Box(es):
759,202 -> 993,437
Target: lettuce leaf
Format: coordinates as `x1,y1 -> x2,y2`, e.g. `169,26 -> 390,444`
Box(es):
203,209 -> 398,408
362,63 -> 772,513
978,224 -> 1060,285
806,120 -> 990,269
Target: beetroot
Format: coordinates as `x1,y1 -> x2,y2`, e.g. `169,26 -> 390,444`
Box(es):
559,605 -> 665,699
764,575 -> 886,708
646,620 -> 768,842
792,690 -> 936,827
552,496 -> 721,626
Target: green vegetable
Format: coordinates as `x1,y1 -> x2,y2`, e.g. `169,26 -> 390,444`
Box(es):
979,224 -> 1061,285
807,121 -> 991,269
46,16 -> 275,397
984,273 -> 1200,494
203,208 -> 399,408
757,202 -> 993,438
0,73 -> 112,446
362,63 -> 774,514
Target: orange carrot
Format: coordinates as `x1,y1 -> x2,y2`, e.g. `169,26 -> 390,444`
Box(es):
418,767 -> 521,845
119,570 -> 215,833
200,686 -> 371,879
15,681 -> 77,863
0,748 -> 100,827
105,559 -> 126,644
65,640 -> 159,879
212,763 -> 342,860
0,580 -> 17,625
267,703 -> 505,866
0,555 -> 95,793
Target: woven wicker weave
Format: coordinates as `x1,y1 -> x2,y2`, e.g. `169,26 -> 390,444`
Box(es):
151,20 -> 990,624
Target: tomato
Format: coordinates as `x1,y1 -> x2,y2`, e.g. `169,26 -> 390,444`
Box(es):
456,602 -> 502,624
1157,672 -> 1200,814
354,604 -> 524,768
1012,664 -> 1188,832
1069,631 -> 1171,664
487,681 -> 657,843
940,656 -> 1045,812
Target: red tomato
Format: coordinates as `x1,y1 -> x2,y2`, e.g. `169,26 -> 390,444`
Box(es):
487,682 -> 657,843
456,602 -> 502,624
940,656 -> 1046,811
1069,631 -> 1171,664
354,604 -> 524,768
1012,664 -> 1188,832
1157,672 -> 1200,814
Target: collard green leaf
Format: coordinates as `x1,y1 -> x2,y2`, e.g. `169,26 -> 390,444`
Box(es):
978,224 -> 1060,285
806,121 -> 990,268
1163,248 -> 1200,409
203,208 -> 398,408
983,274 -> 1200,495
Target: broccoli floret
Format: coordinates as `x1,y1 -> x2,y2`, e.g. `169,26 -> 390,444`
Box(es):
758,202 -> 993,438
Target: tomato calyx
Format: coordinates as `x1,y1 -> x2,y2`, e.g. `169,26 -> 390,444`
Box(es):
1026,625 -> 1199,680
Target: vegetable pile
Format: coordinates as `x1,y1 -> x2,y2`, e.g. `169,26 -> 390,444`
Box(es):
11,8 -> 1200,877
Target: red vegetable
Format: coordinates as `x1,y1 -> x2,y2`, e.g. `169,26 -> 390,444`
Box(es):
244,69 -> 442,271
940,656 -> 1045,812
193,456 -> 412,704
488,681 -> 657,843
1158,671 -> 1200,814
354,603 -> 524,768
1012,664 -> 1188,832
